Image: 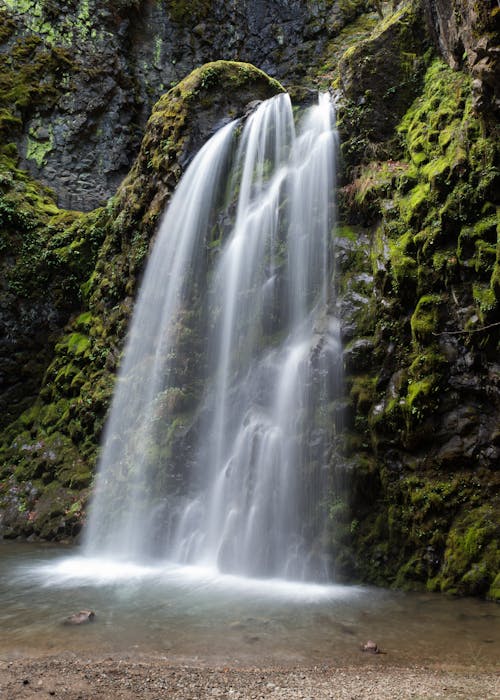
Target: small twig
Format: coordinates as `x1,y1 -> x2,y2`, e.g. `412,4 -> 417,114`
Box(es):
432,321 -> 500,336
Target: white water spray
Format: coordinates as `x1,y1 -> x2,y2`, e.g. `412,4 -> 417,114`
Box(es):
85,92 -> 340,582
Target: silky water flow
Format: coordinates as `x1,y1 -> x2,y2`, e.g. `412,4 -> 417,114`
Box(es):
84,92 -> 340,582
3,92 -> 500,671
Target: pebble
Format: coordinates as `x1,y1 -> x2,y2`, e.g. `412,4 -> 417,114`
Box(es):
1,655 -> 499,699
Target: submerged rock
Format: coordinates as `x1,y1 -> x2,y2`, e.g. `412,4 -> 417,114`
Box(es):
64,610 -> 95,625
360,640 -> 383,653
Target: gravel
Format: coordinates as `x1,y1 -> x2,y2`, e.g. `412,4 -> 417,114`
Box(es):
1,654 -> 499,700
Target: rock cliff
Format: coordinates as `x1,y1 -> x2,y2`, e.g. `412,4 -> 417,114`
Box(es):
1,0 -> 370,210
0,0 -> 498,598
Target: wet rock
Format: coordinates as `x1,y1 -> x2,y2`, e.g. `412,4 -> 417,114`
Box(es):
339,0 -> 430,151
64,610 -> 95,625
343,338 -> 375,372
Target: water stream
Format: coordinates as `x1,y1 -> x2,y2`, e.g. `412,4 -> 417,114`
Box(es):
84,92 -> 340,581
2,95 -> 499,670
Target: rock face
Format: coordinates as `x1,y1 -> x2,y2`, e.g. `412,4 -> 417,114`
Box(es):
338,0 -> 430,156
0,0 -> 368,211
423,0 -> 500,120
0,60 -> 283,541
335,53 -> 499,598
0,0 -> 498,598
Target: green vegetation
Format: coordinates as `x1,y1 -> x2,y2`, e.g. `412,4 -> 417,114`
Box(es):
0,59 -> 283,541
0,0 -> 498,599
338,54 -> 499,596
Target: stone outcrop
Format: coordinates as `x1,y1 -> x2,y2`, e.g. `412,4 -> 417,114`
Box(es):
0,0 -> 369,211
0,0 -> 498,598
338,0 -> 430,160
423,0 -> 500,121
0,60 -> 283,540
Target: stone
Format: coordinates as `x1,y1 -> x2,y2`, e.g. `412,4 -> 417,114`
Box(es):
343,338 -> 375,372
422,0 -> 500,121
64,610 -> 95,625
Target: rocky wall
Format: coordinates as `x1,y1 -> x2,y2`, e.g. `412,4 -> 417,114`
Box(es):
0,0 -> 498,598
0,0 -> 370,211
0,60 -> 283,540
423,0 -> 500,121
334,48 -> 499,598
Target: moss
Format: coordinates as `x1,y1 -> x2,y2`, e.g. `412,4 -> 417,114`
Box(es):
488,573 -> 500,601
0,60 -> 285,542
56,333 -> 91,357
410,294 -> 442,344
404,375 -> 438,427
26,129 -> 53,167
355,474 -> 490,590
368,391 -> 405,436
399,182 -> 431,225
472,283 -> 496,323
435,506 -> 499,596
457,214 -> 498,260
387,231 -> 417,298
349,374 -> 377,414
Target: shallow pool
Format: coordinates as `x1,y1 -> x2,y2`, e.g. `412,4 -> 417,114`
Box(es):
1,542 -> 498,668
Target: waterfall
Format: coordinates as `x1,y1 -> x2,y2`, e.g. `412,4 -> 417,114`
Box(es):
84,92 -> 340,582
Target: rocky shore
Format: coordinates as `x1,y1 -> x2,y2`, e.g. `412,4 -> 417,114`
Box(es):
1,654 -> 498,700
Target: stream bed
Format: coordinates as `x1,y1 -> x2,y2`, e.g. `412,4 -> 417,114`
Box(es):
1,542 -> 498,669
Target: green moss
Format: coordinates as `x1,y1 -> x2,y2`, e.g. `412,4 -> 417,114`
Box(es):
397,63 -> 477,214
410,294 -> 442,344
408,350 -> 447,378
472,283 -> 496,323
26,130 -> 53,167
336,225 -> 359,242
488,573 -> 500,601
399,182 -> 431,225
404,375 -> 437,425
350,375 -> 377,414
387,230 -> 417,296
457,214 -> 498,261
435,506 -> 499,596
473,239 -> 496,276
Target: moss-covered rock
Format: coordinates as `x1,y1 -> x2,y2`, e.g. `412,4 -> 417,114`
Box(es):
337,0 -> 431,169
337,55 -> 499,595
0,0 -> 498,603
422,0 -> 500,124
0,60 -> 283,541
431,505 -> 499,596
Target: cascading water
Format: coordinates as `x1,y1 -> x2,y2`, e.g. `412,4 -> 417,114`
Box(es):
84,92 -> 340,582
